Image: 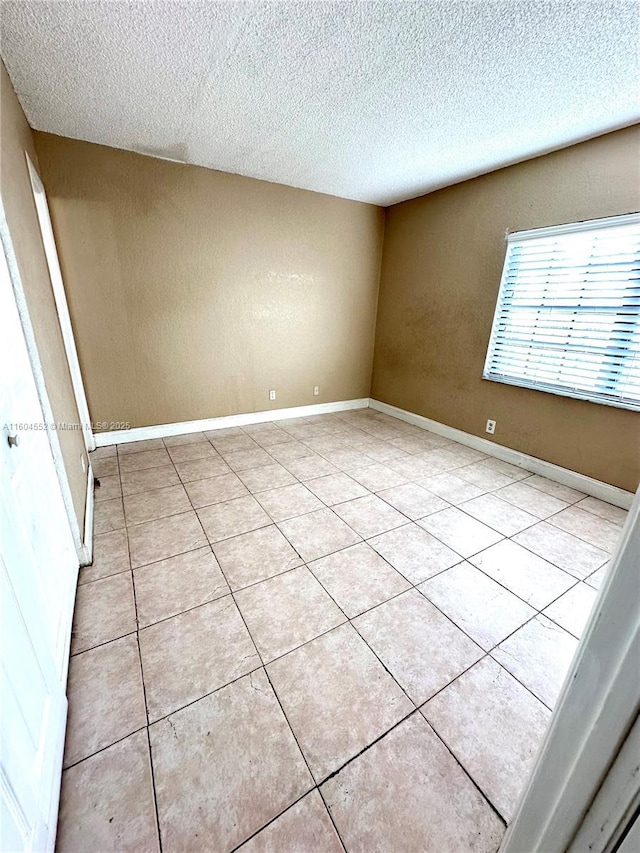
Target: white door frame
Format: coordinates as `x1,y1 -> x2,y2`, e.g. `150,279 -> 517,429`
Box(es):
0,199 -> 92,564
501,487 -> 640,852
25,153 -> 95,453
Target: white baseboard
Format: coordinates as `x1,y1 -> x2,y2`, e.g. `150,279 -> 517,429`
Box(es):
369,398 -> 635,510
94,398 -> 370,447
79,462 -> 94,566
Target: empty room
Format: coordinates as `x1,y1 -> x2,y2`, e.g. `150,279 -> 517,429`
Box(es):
1,1 -> 639,852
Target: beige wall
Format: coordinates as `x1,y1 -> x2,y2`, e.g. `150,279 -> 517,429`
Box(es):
372,126 -> 640,492
33,133 -> 384,430
1,63 -> 88,528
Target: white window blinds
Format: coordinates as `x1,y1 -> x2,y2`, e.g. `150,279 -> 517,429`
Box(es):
483,213 -> 640,411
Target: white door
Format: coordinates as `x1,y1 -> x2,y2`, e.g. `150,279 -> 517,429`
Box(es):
0,240 -> 79,851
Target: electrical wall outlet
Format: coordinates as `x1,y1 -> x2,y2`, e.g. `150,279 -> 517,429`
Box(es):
313,385 -> 319,396
269,390 -> 276,401
485,419 -> 496,435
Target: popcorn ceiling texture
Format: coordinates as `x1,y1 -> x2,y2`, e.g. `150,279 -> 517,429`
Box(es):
1,0 -> 639,205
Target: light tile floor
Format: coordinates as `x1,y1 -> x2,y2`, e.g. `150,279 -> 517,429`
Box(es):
57,410 -> 626,852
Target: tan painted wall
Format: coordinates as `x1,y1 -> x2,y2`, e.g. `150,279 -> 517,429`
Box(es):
372,126 -> 640,492
33,133 -> 384,430
1,64 -> 88,528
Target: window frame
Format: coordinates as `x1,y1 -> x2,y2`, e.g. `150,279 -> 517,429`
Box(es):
482,212 -> 640,412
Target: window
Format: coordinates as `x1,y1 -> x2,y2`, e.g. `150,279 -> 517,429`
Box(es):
483,213 -> 640,411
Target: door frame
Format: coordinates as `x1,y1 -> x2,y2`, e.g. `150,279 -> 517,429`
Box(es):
25,153 -> 95,453
0,198 -> 91,564
500,487 -> 640,852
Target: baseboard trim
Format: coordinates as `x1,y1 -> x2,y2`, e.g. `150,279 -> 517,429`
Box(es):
94,398 -> 370,447
369,398 -> 635,510
79,463 -> 94,566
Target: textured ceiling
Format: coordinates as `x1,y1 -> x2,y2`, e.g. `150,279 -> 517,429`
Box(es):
1,1 -> 639,205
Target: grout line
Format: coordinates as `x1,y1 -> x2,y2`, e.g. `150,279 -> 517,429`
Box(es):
419,714 -> 509,828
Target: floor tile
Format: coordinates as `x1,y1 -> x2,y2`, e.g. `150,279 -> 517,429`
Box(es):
123,484 -> 191,525
149,670 -> 313,852
309,542 -> 411,618
118,438 -> 166,454
64,635 -> 146,767
174,455 -> 232,482
224,448 -> 274,472
94,497 -> 125,534
353,589 -> 483,704
133,547 -> 229,628
212,525 -> 302,590
377,482 -> 450,519
418,507 -> 503,558
575,496 -> 628,526
355,439 -> 408,463
267,623 -> 413,781
321,448 -> 376,472
283,454 -> 340,481
279,508 -> 361,562
434,443 -> 487,467
243,422 -> 287,438
184,472 -> 249,508
196,495 -> 271,542
455,461 -> 520,491
492,615 -> 579,708
118,448 -> 171,473
268,440 -> 315,463
166,441 -> 218,463
203,426 -> 245,440
305,472 -> 370,505
120,464 -> 181,497
212,434 -> 260,454
547,505 -> 622,553
460,493 -> 539,536
418,472 -> 488,504
92,455 -> 119,478
90,445 -> 117,460
255,483 -> 324,522
412,448 -> 465,475
139,595 -> 260,721
80,529 -> 129,584
388,453 -> 453,480
493,480 -> 569,519
163,431 -> 209,448
128,511 -> 207,568
238,790 -> 343,853
419,562 -> 535,651
524,474 -> 586,503
368,523 -> 461,584
422,657 -> 550,821
94,474 -> 122,502
56,730 -> 159,853
321,713 -> 504,853
235,566 -> 346,662
585,563 -> 609,590
543,582 -> 598,638
349,463 -> 409,492
389,434 -> 443,454
237,462 -> 297,492
333,494 -> 407,538
513,521 -> 609,579
71,572 -> 136,654
250,429 -> 295,448
470,539 -> 576,609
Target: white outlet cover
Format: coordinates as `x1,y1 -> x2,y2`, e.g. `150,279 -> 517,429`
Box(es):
269,390 -> 276,401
